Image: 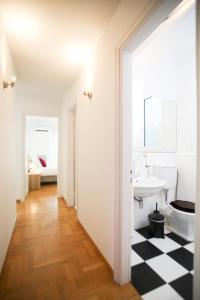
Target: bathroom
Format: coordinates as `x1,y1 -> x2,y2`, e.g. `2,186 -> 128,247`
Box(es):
130,2 -> 196,299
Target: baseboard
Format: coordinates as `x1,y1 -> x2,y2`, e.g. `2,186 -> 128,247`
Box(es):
77,220 -> 113,275
0,216 -> 17,277
61,196 -> 74,207
61,198 -> 113,274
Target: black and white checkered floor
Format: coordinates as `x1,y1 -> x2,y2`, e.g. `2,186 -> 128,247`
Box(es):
131,226 -> 194,300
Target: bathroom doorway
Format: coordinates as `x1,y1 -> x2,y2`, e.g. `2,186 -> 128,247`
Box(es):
115,0 -> 199,299
131,2 -> 196,297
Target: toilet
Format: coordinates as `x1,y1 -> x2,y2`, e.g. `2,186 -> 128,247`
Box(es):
154,165 -> 195,242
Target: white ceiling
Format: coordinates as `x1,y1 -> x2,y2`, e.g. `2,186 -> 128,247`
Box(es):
2,0 -> 121,100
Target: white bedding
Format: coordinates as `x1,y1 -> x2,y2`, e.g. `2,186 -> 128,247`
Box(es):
40,166 -> 57,177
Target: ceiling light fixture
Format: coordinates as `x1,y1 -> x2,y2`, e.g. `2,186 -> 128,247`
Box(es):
4,13 -> 39,38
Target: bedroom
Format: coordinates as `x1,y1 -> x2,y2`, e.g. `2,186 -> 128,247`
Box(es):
26,116 -> 58,190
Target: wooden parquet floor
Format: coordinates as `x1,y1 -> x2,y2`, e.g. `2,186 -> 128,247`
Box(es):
0,184 -> 140,300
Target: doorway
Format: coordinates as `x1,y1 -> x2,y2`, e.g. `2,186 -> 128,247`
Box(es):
69,107 -> 78,209
131,2 -> 196,298
25,116 -> 58,193
115,0 -> 199,299
62,106 -> 78,209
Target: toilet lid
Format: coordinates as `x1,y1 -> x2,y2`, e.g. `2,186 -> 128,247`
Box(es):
170,200 -> 195,213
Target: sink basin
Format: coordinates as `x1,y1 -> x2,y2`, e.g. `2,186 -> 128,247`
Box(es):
133,176 -> 166,198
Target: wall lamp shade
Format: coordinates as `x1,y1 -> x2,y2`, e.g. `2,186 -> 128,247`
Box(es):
3,76 -> 16,89
83,90 -> 93,99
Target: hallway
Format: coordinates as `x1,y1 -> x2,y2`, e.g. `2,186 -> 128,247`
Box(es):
1,1 -> 200,299
0,185 -> 140,300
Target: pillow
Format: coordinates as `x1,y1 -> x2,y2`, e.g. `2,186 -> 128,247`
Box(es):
38,156 -> 47,167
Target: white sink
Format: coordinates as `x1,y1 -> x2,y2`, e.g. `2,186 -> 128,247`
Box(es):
133,176 -> 166,198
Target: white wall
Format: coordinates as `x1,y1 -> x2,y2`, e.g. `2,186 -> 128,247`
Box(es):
17,96 -> 61,117
27,116 -> 58,167
0,17 -> 17,271
16,96 -> 62,199
132,4 -> 196,229
61,0 -> 159,268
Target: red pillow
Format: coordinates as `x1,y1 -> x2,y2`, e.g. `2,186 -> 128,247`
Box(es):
38,157 -> 47,167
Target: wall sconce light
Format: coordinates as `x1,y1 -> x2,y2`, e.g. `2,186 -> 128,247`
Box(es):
3,76 -> 16,89
83,90 -> 93,99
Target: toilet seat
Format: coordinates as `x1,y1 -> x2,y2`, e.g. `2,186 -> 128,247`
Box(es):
168,200 -> 195,216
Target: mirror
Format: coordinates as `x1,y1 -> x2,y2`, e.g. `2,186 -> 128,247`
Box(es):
133,97 -> 177,152
144,97 -> 163,148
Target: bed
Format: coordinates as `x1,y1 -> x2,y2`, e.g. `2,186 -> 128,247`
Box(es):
33,155 -> 58,184
40,165 -> 57,183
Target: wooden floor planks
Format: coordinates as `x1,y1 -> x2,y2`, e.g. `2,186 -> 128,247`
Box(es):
0,184 -> 140,300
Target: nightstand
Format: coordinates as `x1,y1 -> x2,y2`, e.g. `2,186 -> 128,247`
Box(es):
29,170 -> 41,190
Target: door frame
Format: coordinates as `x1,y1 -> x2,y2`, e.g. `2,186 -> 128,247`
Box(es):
114,0 -> 196,286
20,113 -> 61,200
194,0 -> 200,297
68,105 -> 78,209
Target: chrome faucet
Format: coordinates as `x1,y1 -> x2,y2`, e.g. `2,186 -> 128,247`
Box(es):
144,152 -> 151,177
133,153 -> 151,178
